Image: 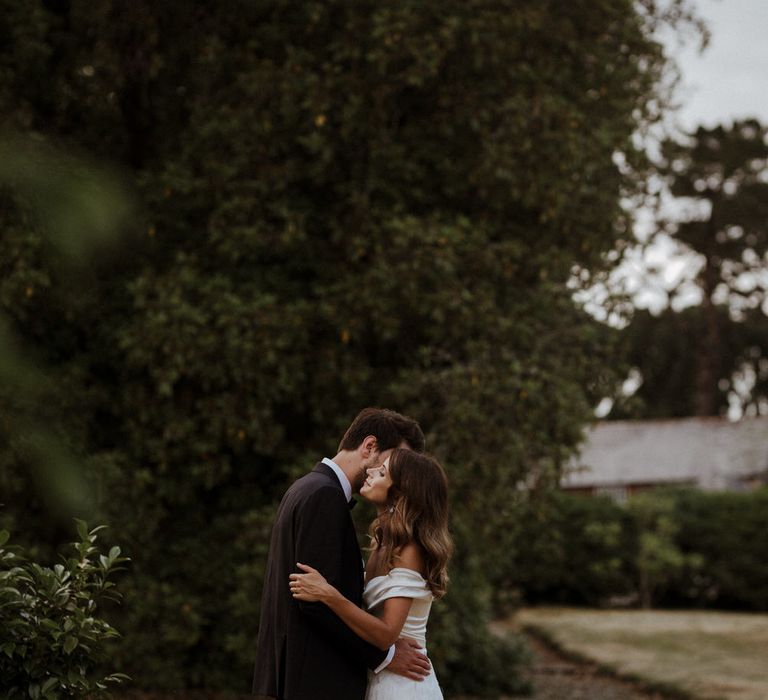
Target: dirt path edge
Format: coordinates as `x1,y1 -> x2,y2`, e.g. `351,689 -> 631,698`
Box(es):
522,623 -> 708,700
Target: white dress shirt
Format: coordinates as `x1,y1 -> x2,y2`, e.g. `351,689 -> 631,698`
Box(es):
322,457 -> 352,502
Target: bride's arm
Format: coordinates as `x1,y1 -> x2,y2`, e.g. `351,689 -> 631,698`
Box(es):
290,563 -> 412,650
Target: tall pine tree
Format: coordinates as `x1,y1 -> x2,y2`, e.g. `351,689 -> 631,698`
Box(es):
614,120 -> 768,419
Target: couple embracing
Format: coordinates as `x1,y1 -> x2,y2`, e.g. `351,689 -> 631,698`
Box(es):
253,408 -> 451,700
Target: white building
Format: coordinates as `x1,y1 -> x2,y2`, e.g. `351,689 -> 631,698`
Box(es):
561,416 -> 768,502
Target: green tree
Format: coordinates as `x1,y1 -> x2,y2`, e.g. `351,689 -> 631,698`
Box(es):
613,120 -> 768,419
0,0 -> 697,694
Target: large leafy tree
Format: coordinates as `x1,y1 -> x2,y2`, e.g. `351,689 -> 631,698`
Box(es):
613,120 -> 768,419
1,0 -> 692,694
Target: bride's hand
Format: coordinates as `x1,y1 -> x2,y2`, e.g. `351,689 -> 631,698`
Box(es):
289,563 -> 336,603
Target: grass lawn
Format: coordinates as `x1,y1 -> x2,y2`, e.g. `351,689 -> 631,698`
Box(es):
510,607 -> 768,700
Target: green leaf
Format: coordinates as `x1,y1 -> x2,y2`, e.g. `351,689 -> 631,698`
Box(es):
104,672 -> 132,681
41,677 -> 59,696
74,519 -> 88,542
62,636 -> 78,654
0,530 -> 9,547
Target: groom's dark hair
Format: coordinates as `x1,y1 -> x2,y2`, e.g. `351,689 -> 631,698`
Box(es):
338,407 -> 425,453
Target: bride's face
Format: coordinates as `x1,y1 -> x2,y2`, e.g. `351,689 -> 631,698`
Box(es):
359,457 -> 393,505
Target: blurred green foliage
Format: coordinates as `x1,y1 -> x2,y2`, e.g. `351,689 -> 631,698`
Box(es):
627,491 -> 702,608
506,491 -> 637,607
669,488 -> 768,610
0,135 -> 134,524
511,488 -> 768,611
0,0 -> 697,695
0,522 -> 130,698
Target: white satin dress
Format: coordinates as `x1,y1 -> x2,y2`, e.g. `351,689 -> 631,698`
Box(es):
363,567 -> 444,700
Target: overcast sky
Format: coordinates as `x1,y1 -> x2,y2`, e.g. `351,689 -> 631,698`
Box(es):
671,0 -> 768,130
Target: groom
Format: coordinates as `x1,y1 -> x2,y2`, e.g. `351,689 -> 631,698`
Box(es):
253,408 -> 431,700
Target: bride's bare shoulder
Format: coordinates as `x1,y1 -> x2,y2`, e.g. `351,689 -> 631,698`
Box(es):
395,542 -> 425,574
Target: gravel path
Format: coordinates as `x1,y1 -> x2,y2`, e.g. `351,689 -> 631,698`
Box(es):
521,632 -> 669,700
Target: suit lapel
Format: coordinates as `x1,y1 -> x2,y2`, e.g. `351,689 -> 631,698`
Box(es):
312,462 -> 365,584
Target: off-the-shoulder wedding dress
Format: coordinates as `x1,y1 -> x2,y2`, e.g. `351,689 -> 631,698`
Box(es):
363,567 -> 444,700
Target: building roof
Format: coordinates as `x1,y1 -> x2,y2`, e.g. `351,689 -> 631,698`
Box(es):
562,416 -> 768,491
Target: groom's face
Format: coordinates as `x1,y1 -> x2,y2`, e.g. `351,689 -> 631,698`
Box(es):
351,446 -> 386,493
351,439 -> 408,493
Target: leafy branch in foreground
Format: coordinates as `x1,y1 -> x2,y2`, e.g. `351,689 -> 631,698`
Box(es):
0,520 -> 130,698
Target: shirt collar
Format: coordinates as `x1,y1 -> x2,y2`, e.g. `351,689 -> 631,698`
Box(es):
322,457 -> 353,503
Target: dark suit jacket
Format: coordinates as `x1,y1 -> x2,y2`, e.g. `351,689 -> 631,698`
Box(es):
252,462 -> 388,700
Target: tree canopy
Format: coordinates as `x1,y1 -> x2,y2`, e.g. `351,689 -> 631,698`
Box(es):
613,120 -> 768,419
1,1 -> 693,693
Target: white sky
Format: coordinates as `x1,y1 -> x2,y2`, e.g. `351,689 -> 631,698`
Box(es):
671,0 -> 768,131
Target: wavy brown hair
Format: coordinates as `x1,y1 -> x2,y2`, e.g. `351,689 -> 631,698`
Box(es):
369,449 -> 452,598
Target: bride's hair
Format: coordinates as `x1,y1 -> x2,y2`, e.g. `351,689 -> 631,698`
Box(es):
369,449 -> 452,598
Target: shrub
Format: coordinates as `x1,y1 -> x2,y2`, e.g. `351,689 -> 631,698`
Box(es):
627,491 -> 703,608
667,488 -> 768,610
0,521 -> 130,698
511,491 -> 636,607
513,488 -> 768,612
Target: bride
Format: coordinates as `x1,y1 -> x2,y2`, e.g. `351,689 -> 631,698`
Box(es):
289,448 -> 452,700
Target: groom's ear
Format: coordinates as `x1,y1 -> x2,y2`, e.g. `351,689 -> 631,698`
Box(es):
361,435 -> 378,456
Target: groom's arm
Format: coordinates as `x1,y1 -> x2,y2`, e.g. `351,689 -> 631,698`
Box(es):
294,486 -> 388,670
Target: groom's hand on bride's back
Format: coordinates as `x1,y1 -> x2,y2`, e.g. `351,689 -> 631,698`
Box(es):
387,638 -> 431,681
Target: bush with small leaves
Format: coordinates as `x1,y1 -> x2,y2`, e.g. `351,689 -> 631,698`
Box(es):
0,520 -> 130,698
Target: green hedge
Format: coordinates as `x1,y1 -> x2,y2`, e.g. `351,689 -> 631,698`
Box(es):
509,491 -> 636,607
669,489 -> 768,610
511,488 -> 768,611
